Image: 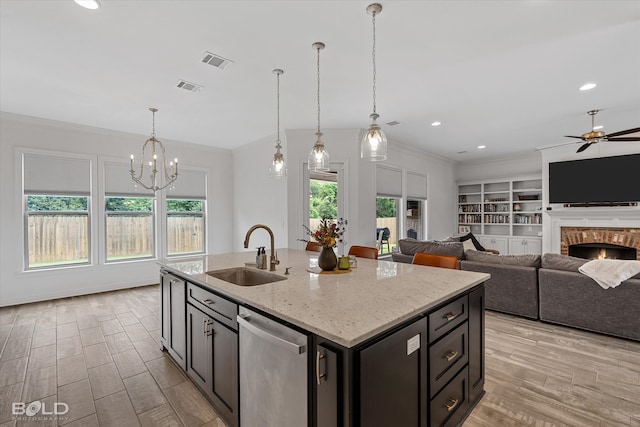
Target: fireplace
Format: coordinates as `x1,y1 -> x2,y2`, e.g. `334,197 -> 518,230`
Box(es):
568,243 -> 637,260
560,227 -> 640,261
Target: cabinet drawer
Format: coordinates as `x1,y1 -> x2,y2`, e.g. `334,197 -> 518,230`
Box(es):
430,366 -> 469,427
429,322 -> 468,398
187,283 -> 237,330
429,295 -> 468,343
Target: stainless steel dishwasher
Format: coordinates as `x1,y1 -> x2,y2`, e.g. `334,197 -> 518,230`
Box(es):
237,306 -> 308,427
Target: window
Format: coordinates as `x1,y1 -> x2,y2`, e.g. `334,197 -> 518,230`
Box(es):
406,172 -> 428,240
105,197 -> 154,261
23,152 -> 92,270
167,199 -> 205,256
376,166 -> 402,257
376,197 -> 399,255
26,195 -> 90,268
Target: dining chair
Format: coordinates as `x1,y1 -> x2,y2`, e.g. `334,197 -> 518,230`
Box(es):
411,252 -> 458,269
305,241 -> 322,252
348,245 -> 379,260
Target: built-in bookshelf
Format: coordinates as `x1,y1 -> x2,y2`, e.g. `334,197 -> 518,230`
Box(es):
457,176 -> 543,254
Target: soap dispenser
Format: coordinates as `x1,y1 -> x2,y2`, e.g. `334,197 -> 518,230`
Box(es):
256,247 -> 262,269
260,247 -> 268,269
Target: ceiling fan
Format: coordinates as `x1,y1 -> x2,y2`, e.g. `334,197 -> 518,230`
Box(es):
564,110 -> 640,153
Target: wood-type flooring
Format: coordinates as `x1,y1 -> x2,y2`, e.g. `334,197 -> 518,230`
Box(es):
1,285 -> 638,426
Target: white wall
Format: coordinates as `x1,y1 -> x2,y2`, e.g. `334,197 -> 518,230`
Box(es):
283,129 -> 457,249
454,152 -> 542,182
0,113 -> 234,306
232,133 -> 288,253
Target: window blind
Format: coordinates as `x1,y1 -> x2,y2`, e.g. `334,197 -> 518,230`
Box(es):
407,172 -> 428,200
376,166 -> 402,197
23,153 -> 91,195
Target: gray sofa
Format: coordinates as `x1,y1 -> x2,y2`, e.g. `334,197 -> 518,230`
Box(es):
390,238 -> 466,264
460,251 -> 541,320
538,254 -> 640,342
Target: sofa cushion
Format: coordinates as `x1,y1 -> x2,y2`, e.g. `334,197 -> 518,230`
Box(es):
465,250 -> 541,268
397,239 -> 465,260
541,253 -> 587,272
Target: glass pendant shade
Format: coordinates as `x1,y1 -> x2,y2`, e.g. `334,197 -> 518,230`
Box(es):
269,68 -> 287,178
269,143 -> 287,178
308,133 -> 330,171
308,42 -> 329,171
361,3 -> 387,161
361,113 -> 388,161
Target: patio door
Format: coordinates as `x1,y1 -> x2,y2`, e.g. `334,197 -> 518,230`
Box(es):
303,163 -> 346,251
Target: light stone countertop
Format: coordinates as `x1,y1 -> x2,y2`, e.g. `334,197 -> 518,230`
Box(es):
159,249 -> 489,348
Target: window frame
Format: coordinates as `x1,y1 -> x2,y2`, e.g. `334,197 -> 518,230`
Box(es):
165,198 -> 206,257
104,195 -> 156,263
24,194 -> 91,270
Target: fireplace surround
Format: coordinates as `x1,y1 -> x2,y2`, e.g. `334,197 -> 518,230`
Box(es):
560,227 -> 640,261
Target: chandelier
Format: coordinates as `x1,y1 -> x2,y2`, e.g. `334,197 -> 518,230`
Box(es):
270,69 -> 286,178
129,108 -> 178,193
361,3 -> 388,161
308,42 -> 330,171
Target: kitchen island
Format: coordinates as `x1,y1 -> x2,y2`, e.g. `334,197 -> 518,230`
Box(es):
159,249 -> 489,427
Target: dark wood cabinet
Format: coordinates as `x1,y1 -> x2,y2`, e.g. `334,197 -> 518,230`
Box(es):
316,344 -> 340,427
160,272 -> 186,369
467,286 -> 485,404
359,318 -> 428,427
187,302 -> 239,427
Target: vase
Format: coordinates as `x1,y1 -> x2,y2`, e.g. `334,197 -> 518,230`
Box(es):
318,246 -> 337,271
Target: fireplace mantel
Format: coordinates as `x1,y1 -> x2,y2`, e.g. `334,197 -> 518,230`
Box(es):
543,207 -> 640,254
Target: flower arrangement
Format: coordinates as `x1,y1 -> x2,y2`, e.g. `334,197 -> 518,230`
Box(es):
301,218 -> 347,248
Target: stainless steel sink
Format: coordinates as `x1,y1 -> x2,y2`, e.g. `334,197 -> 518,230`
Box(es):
206,267 -> 287,286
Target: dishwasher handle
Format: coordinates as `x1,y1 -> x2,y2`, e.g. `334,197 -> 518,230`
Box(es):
237,314 -> 307,355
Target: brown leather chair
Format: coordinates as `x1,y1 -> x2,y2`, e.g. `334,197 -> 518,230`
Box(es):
411,252 -> 458,269
348,245 -> 378,260
305,241 -> 322,252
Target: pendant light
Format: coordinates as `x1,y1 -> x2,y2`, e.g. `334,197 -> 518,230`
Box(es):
308,42 -> 330,171
361,3 -> 388,161
129,108 -> 178,193
269,68 -> 287,178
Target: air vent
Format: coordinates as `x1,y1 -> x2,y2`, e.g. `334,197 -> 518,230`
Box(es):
176,80 -> 203,93
202,52 -> 234,70
386,120 -> 400,126
457,151 -> 468,154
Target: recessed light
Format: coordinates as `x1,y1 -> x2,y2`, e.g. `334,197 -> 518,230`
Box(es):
477,145 -> 486,149
431,121 -> 442,127
74,0 -> 101,9
579,83 -> 597,91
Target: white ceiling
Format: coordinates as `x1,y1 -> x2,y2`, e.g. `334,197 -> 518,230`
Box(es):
1,0 -> 639,162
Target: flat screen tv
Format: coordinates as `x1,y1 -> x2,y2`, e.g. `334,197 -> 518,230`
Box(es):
548,153 -> 640,204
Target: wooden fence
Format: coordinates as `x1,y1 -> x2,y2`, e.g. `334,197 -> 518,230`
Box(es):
27,215 -> 203,264
308,217 -> 398,247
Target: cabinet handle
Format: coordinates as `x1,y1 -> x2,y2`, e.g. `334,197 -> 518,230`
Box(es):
443,312 -> 460,322
196,298 -> 214,306
444,350 -> 458,362
203,319 -> 213,337
316,350 -> 326,385
445,398 -> 459,412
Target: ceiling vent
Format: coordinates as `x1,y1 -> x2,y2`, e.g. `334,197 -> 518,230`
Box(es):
176,80 -> 203,93
386,120 -> 400,126
202,52 -> 234,70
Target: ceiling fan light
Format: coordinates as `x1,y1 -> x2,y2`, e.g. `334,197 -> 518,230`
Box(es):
579,83 -> 597,91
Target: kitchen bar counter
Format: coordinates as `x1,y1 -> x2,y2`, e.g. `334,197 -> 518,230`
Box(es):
160,249 -> 488,348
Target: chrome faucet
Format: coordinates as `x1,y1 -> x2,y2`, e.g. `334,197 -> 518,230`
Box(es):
244,224 -> 279,272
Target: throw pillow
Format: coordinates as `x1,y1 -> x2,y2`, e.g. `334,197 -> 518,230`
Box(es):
462,239 -> 476,252
465,250 -> 541,267
458,233 -> 486,251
